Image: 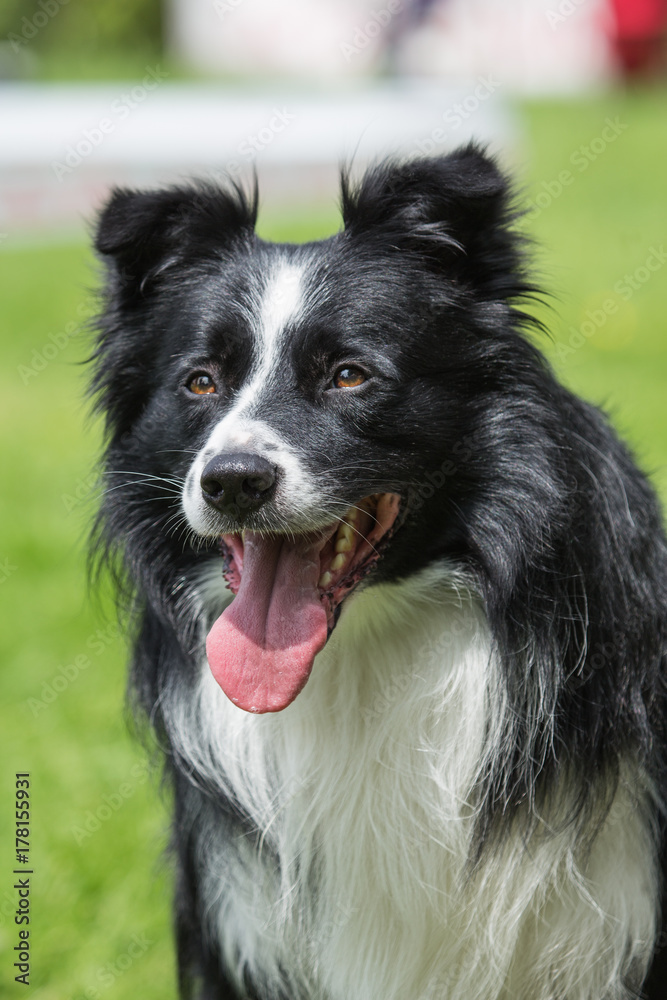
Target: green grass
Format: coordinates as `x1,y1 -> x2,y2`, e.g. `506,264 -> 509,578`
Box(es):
1,88 -> 666,998
520,88 -> 667,496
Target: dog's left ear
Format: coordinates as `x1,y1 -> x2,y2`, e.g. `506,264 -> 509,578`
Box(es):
95,180 -> 257,298
341,144 -> 521,296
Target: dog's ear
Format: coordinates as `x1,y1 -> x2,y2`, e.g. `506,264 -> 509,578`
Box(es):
91,182 -> 257,436
95,181 -> 257,296
341,144 -> 522,298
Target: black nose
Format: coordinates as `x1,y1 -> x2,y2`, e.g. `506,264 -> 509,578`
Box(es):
200,452 -> 277,516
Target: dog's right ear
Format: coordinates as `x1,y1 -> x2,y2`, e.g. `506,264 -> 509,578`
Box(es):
94,181 -> 257,296
340,145 -> 526,304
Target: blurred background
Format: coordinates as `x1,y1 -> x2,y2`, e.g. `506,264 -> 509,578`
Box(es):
0,1 -> 666,996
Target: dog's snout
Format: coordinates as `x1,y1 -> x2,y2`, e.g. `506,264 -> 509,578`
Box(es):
200,452 -> 277,516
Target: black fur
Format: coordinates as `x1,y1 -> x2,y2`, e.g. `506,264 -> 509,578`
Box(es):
89,145 -> 667,999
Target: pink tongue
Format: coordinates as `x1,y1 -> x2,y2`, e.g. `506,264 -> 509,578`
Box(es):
206,532 -> 328,713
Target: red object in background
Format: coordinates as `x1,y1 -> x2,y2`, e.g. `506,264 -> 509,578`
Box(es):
608,0 -> 667,75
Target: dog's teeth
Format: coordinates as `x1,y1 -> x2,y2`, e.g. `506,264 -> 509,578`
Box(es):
345,498 -> 375,526
343,500 -> 369,525
336,523 -> 355,550
318,571 -> 333,589
331,553 -> 347,571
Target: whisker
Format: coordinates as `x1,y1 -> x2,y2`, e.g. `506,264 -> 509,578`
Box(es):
124,494 -> 183,507
100,483 -> 183,499
104,470 -> 186,485
154,448 -> 201,456
316,493 -> 383,529
100,470 -> 186,501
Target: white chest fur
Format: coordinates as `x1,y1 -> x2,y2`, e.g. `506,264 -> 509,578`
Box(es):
164,566 -> 657,1000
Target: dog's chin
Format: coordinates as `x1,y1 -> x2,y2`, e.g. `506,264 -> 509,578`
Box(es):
204,493 -> 402,714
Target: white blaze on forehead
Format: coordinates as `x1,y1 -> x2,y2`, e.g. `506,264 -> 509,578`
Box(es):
222,258 -> 306,422
182,257 -> 314,531
259,261 -> 304,352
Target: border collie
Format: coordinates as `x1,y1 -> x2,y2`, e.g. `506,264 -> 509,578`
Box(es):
90,144 -> 667,1000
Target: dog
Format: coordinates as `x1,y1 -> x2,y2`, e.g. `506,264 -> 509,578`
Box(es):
90,144 -> 667,1000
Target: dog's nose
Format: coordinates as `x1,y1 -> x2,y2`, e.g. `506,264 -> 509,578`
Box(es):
200,452 -> 277,515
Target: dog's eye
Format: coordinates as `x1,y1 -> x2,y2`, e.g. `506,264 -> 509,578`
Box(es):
333,366 -> 366,389
188,373 -> 216,395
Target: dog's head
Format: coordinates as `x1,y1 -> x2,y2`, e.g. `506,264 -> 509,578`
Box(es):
93,144 -> 532,713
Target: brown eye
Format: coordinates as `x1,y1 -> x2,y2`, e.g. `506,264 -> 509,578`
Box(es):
333,366 -> 366,389
188,373 -> 216,395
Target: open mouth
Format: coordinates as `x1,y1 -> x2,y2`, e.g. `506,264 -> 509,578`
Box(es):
205,493 -> 401,714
